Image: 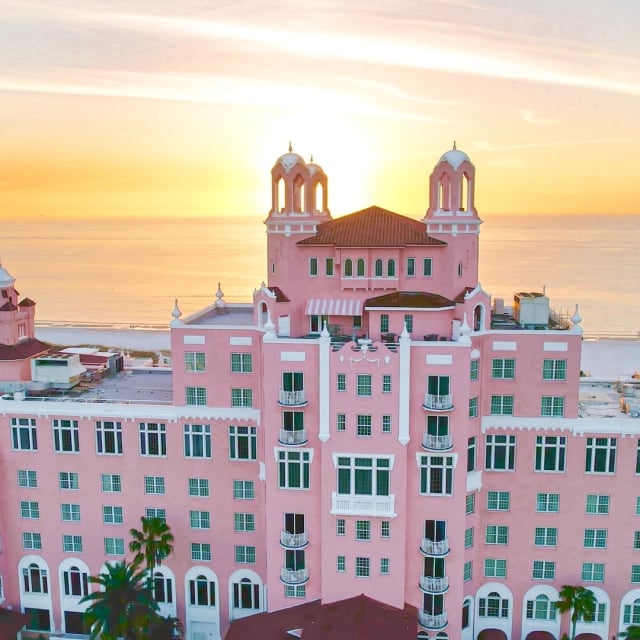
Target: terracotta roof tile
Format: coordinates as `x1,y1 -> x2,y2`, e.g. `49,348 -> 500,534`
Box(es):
0,339 -> 50,361
18,297 -> 36,307
297,206 -> 446,248
268,286 -> 290,303
0,301 -> 18,311
0,607 -> 28,637
365,291 -> 455,309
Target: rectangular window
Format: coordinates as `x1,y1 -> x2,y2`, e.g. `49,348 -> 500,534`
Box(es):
184,351 -> 206,372
337,456 -> 390,497
380,314 -> 389,333
423,258 -> 433,277
184,424 -> 212,458
381,521 -> 390,538
229,426 -> 257,460
464,560 -> 473,581
490,395 -> 514,415
586,494 -> 610,514
419,455 -> 454,495
484,559 -> 507,578
355,520 -> 371,541
470,360 -> 479,381
356,415 -> 372,437
585,438 -> 617,473
492,358 -> 515,379
145,508 -> 166,522
537,492 -> 559,513
581,562 -> 605,582
535,436 -> 566,472
95,421 -> 122,455
190,510 -> 211,529
309,257 -> 318,276
485,525 -> 509,545
467,437 -> 477,472
63,534 -> 83,552
469,397 -> 478,418
382,375 -> 392,393
382,415 -> 391,434
465,527 -> 474,548
23,532 -> 42,550
336,518 -> 346,536
60,471 -> 80,491
144,476 -> 165,495
231,388 -> 253,407
485,434 -> 516,471
634,531 -> 640,550
487,491 -> 510,511
234,513 -> 256,532
102,506 -> 123,524
466,493 -> 475,514
632,566 -> 640,584
104,537 -> 125,555
357,374 -> 372,397
380,558 -> 390,575
233,480 -> 254,500
353,315 -> 362,329
337,555 -> 346,572
336,413 -> 346,432
61,503 -> 81,522
337,373 -> 346,392
11,418 -> 37,451
186,386 -> 207,406
139,422 -> 166,457
191,543 -> 211,561
20,501 -> 39,519
231,353 -> 252,373
584,529 -> 607,548
404,315 -> 413,333
541,396 -> 564,417
101,473 -> 120,493
235,545 -> 256,564
543,359 -> 566,380
278,450 -> 311,489
637,497 -> 640,515
325,257 -> 334,276
189,478 -> 209,497
52,419 -> 80,453
534,527 -> 557,547
284,585 -> 306,598
532,560 -> 556,580
355,557 -> 370,578
18,469 -> 37,488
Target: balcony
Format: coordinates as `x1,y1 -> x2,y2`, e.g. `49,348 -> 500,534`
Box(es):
331,493 -> 396,518
420,537 -> 450,556
418,610 -> 448,630
280,567 -> 309,585
423,393 -> 453,411
421,433 -> 453,451
280,531 -> 308,549
419,575 -> 449,594
278,389 -> 307,407
278,429 -> 308,446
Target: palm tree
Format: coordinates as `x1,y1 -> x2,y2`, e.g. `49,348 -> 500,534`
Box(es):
555,584 -> 597,640
80,561 -> 159,640
129,516 -> 175,576
620,625 -> 640,639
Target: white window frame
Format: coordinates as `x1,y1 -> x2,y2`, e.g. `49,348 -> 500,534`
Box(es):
139,422 -> 167,457
61,503 -> 81,522
101,473 -> 121,492
543,358 -> 566,380
104,537 -> 125,555
536,492 -> 559,512
185,351 -> 206,372
144,475 -> 165,495
102,505 -> 123,525
52,419 -> 80,453
60,471 -> 80,490
189,477 -> 209,497
535,436 -> 566,472
585,438 -> 617,474
96,421 -> 123,455
184,424 -> 212,459
229,426 -> 257,460
190,510 -> 211,530
11,418 -> 37,451
186,386 -> 207,406
231,353 -> 252,373
485,434 -> 516,471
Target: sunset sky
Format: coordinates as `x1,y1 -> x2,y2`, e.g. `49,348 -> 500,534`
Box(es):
1,0 -> 639,218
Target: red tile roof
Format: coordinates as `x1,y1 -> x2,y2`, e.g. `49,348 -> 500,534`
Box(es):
268,287 -> 290,303
225,595 -> 417,640
0,301 -> 18,311
0,607 -> 28,638
365,291 -> 455,309
0,339 -> 50,361
297,206 -> 446,248
18,297 -> 36,307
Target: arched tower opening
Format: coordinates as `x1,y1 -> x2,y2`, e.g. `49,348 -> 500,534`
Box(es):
438,173 -> 451,211
292,174 -> 305,213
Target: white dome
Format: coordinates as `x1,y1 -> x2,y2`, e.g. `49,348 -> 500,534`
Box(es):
439,147 -> 471,170
277,152 -> 305,173
0,265 -> 15,287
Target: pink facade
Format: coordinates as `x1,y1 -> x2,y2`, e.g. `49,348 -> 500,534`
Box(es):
0,147 -> 638,640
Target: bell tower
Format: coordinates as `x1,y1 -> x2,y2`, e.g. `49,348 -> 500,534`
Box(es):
0,261 -> 36,345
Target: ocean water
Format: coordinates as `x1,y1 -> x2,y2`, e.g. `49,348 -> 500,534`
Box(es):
1,214 -> 639,337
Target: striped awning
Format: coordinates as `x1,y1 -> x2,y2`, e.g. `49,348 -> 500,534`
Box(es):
305,299 -> 363,316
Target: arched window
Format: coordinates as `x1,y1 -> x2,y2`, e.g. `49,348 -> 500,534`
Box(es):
344,259 -> 353,277
526,594 -> 556,620
276,177 -> 285,213
189,574 -> 215,607
624,597 -> 640,625
63,565 -> 88,597
375,259 -> 383,277
357,259 -> 365,277
435,633 -> 448,640
23,563 -> 48,594
233,577 -> 260,610
387,260 -> 396,277
479,591 -> 509,618
462,598 -> 471,628
474,304 -> 484,331
154,571 -> 173,604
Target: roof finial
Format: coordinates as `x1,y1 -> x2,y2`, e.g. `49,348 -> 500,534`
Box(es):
453,140 -> 457,150
310,153 -> 314,163
288,141 -> 292,153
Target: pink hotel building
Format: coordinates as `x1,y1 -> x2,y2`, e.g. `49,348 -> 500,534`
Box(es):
0,146 -> 639,640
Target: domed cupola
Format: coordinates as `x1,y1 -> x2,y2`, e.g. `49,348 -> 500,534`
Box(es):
0,262 -> 16,288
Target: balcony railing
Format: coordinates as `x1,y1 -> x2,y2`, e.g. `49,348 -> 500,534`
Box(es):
418,610 -> 448,630
419,575 -> 449,593
420,537 -> 450,556
280,567 -> 309,585
421,433 -> 453,451
279,389 -> 307,406
280,531 -> 308,549
278,429 -> 308,446
423,393 -> 453,411
331,493 -> 396,517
